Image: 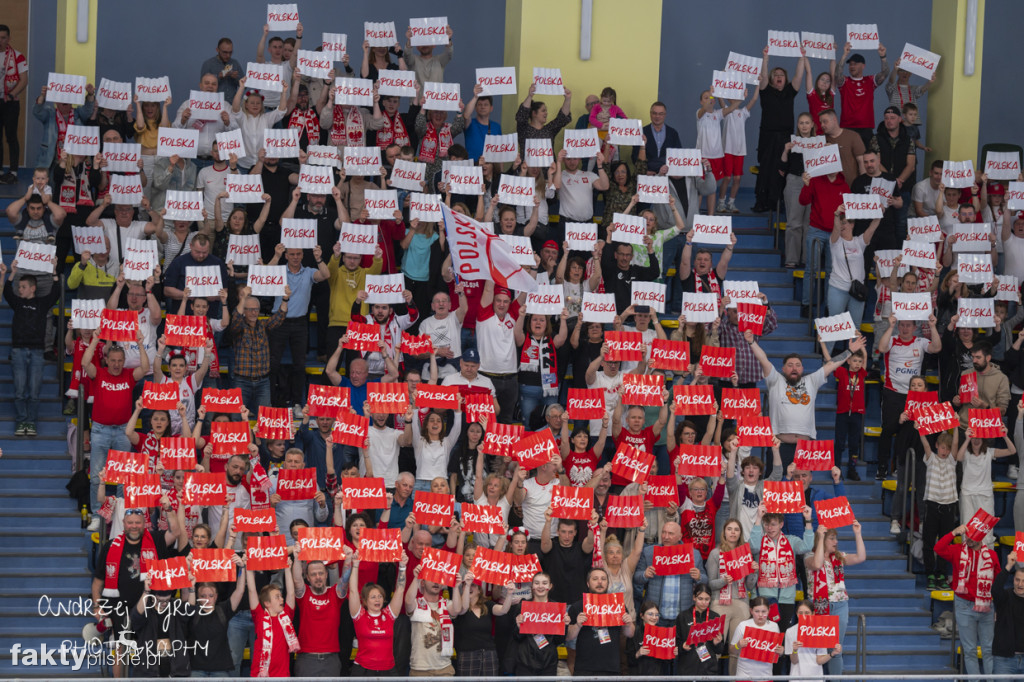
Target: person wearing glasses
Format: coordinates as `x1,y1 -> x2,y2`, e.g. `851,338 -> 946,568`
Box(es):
228,284 -> 289,414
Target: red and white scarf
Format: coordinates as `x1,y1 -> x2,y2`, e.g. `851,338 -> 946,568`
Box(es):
955,545 -> 995,612
103,530 -> 158,597
288,106 -> 320,145
377,110 -> 411,147
2,47 -> 20,97
55,108 -> 70,155
590,521 -> 603,567
329,105 -> 365,147
418,122 -> 453,163
811,552 -> 845,614
254,606 -> 300,677
757,532 -> 798,589
694,271 -> 721,296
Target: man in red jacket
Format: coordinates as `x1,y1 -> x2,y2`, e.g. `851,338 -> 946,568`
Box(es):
934,525 -> 997,678
798,168 -> 849,317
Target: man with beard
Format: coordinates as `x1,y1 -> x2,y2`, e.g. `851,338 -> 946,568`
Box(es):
285,77 -> 330,149
270,448 -> 329,543
849,146 -> 905,259
162,233 -> 231,303
404,561 -> 460,677
348,290 -> 419,381
875,315 -> 942,479
265,239 -> 329,414
85,194 -> 159,267
747,329 -> 868,475
568,567 -> 636,676
91,508 -> 177,678
290,549 -> 346,676
207,455 -> 252,550
953,342 -> 1010,429
873,106 -> 916,228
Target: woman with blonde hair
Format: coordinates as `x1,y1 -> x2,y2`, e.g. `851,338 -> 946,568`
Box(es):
706,517 -> 759,675
805,520 -> 866,676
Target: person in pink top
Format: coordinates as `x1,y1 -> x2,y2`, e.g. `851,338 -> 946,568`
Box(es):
589,86 -> 627,133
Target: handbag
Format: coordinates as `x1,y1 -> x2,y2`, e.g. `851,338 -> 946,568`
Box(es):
843,243 -> 866,302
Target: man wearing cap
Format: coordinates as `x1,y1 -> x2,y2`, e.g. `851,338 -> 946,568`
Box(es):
442,347 -> 497,398
874,105 -> 916,232
849,144 -> 905,260
834,41 -> 890,146
420,288 -> 467,380
476,281 -> 519,422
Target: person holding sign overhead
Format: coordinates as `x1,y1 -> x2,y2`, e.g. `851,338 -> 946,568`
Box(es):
752,46 -> 805,214
749,503 -> 815,658
826,204 -> 880,352
516,81 -> 573,157
805,521 -> 865,676
834,41 -> 890,146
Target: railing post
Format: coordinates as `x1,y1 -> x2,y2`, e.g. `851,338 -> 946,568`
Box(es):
75,380 -> 85,475
907,449 -> 917,574
56,274 -> 66,398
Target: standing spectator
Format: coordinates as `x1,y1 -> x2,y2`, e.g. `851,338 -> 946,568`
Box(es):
0,24 -> 28,183
957,426 -> 1016,548
462,87 -> 500,161
731,596 -> 783,680
476,283 -> 519,422
725,441 -> 784,539
348,552 -> 408,675
540,507 -> 597,605
717,87 -> 759,214
567,567 -> 636,676
818,109 -> 865,187
84,194 -> 158,266
230,285 -> 289,413
403,25 -> 453,84
826,207 -> 880,343
875,315 -> 942,479
676,585 -> 725,677
515,83 -> 572,155
719,292 -> 778,388
913,159 -> 944,217
633,521 -> 707,624
935,524 -> 999,680
290,547 -> 345,677
993,550 -> 1024,676
636,101 -> 683,179
256,23 -> 299,110
229,83 -> 289,172
2,262 -> 59,436
750,504 -> 815,636
798,162 -> 850,317
601,236 -> 658,314
150,152 -> 198,211
806,522 -> 866,676
405,563 -> 461,677
834,42 -> 891,145
919,430 -> 959,591
781,114 -> 816,268
849,146 -> 903,259
270,448 -> 329,543
326,244 -> 383,351
246,557 -> 299,679
173,74 -> 237,170
953,342 -> 1011,429
553,149 -> 609,225
873,106 -> 916,233
33,82 -> 94,169
752,46 -> 805,213
706,518 -> 761,675
201,38 -> 243,101
886,61 -> 937,109
162,233 -> 230,303
820,341 -> 867,480
747,330 -> 865,473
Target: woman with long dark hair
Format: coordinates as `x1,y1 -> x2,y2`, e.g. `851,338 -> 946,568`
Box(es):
676,583 -> 725,676
448,421 -> 484,503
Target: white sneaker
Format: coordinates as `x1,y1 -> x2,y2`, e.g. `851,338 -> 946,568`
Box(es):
726,199 -> 739,214
87,516 -> 101,532
715,200 -> 728,213
890,519 -> 901,535
1009,465 -> 1019,480
292,404 -> 304,419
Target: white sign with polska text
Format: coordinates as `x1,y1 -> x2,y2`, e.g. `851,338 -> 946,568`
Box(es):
891,292 -> 933,321
476,67 -> 516,96
847,24 -> 880,49
815,312 -> 858,342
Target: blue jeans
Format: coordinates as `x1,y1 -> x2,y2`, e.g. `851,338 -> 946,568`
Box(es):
955,595 -> 994,676
413,479 -> 433,492
231,374 -> 270,416
10,347 -> 43,424
802,226 -> 832,306
227,609 -> 254,677
825,285 -> 866,353
518,384 -> 557,430
994,654 -> 1024,675
90,422 -> 131,512
826,599 -> 850,676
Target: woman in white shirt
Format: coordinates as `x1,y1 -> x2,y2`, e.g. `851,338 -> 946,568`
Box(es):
784,600 -> 840,682
827,206 -> 880,352
229,80 -> 291,171
731,596 -> 782,681
407,406 -> 463,491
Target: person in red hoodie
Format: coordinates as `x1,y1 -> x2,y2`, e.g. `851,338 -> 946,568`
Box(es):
679,475 -> 726,560
797,166 -> 849,317
934,524 -> 998,679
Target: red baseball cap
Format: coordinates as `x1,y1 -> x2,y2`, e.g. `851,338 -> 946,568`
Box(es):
989,183 -> 1006,195
541,240 -> 559,251
494,286 -> 513,299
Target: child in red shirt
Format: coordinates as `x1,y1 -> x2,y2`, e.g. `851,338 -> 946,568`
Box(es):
560,418 -> 609,486
821,341 -> 866,481
679,475 -> 726,560
64,322 -> 102,414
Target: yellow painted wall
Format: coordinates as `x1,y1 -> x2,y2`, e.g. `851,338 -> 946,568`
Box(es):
928,0 -> 984,166
503,0 -> 662,146
54,0 -> 98,81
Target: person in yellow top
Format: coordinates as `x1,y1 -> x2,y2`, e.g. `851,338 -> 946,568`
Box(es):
327,242 -> 382,351
67,247 -> 118,300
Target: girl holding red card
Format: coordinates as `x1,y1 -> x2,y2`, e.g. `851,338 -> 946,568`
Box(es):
626,601 -> 675,675
246,557 -> 298,678
785,599 -> 839,682
731,596 -> 783,682
707,518 -> 759,675
958,426 -> 1016,547
806,521 -> 866,676
676,584 -> 725,676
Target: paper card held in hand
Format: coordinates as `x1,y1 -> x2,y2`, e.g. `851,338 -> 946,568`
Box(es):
343,146 -> 381,177
526,284 -> 564,315
364,21 -> 397,47
532,67 -> 564,95
804,144 -> 843,177
609,212 -> 647,245
767,30 -> 802,57
1009,182 -> 1024,211
227,234 -> 261,266
46,72 -> 87,105
681,293 -> 718,323
71,226 -> 105,255
266,3 -> 299,30
581,293 -> 617,323
907,216 -> 942,243
157,129 -> 199,159
365,274 -> 405,304
666,148 -> 703,177
334,77 -> 373,106
607,118 -> 643,146
901,240 -> 936,268
952,223 -> 994,253
815,312 -> 857,342
103,143 -> 141,173
135,76 -> 171,102
215,129 -> 245,160
422,82 -> 461,111
524,138 -> 553,167
631,281 -> 666,313
842,193 -> 884,219
498,174 -> 535,206
409,17 -> 449,46
390,159 -> 424,191
321,33 -> 347,61
263,128 -> 300,159
280,218 -> 317,249
245,62 -> 284,92
64,125 -> 99,156
409,193 -> 442,222
957,298 -> 994,328
164,190 -> 204,222
71,299 -> 104,330
898,42 -> 941,80
499,234 -> 535,267
692,216 -> 734,244
483,134 -> 518,163
711,70 -> 745,100
96,78 -> 131,110
723,280 -> 760,306
185,266 -> 223,298
802,32 -> 835,59
296,50 -> 331,79
958,253 -> 993,285
984,151 -> 1021,181
376,70 -> 416,98
943,160 -> 975,188
476,66 -> 517,96
298,165 -> 335,195
996,275 -> 1020,302
562,128 -> 600,158
725,52 -> 761,84
891,292 -> 932,320
637,175 -> 670,204
13,241 -> 56,273
448,164 -> 483,195
847,23 -> 879,49
339,223 -> 377,255
247,265 -> 286,297
188,90 -> 225,121
565,222 -> 597,251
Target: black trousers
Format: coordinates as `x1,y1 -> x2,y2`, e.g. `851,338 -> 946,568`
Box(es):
0,98 -> 20,171
754,129 -> 789,206
878,388 -> 907,472
269,317 -> 308,407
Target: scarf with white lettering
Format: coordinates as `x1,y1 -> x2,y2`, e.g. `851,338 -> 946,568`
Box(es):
2,47 -> 19,96
249,452 -> 271,494
590,521 -> 602,567
955,544 -> 995,612
418,121 -> 453,163
693,271 -> 721,297
103,530 -> 157,597
757,532 -> 798,589
376,110 -> 411,147
811,552 -> 845,614
717,547 -> 747,606
518,334 -> 559,397
55,108 -> 69,155
288,106 -> 320,145
254,606 -> 300,677
329,105 -> 365,147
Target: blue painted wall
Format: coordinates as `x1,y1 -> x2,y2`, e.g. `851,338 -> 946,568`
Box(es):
656,0 -> 934,187
24,0 -> 57,168
978,0 -> 1019,156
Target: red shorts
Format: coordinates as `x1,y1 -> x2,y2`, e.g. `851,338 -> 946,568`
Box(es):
723,154 -> 745,177
706,156 -> 726,181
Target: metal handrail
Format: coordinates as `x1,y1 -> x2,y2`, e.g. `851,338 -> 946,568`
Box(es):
809,238 -> 826,334
856,614 -> 867,676
907,449 -> 918,573
950,616 -> 959,669
56,274 -> 66,397
75,377 -> 86,474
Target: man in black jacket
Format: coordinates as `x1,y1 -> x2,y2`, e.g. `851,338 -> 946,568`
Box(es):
993,550 -> 1024,675
1,261 -> 60,436
600,235 -> 658,314
874,106 -> 916,234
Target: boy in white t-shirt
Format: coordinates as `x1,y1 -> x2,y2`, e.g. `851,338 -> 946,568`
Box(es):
717,88 -> 760,215
957,425 -> 1016,547
919,429 -> 958,590
697,89 -> 743,217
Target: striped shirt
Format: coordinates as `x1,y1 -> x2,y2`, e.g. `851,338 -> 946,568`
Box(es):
923,451 -> 958,504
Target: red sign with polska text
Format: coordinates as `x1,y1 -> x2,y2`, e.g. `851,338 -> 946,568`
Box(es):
247,535 -> 288,571
763,480 -> 805,514
142,381 -> 179,411
551,485 -> 593,520
673,384 -> 716,416
653,543 -> 695,576
276,468 -> 317,501
413,491 -> 454,526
